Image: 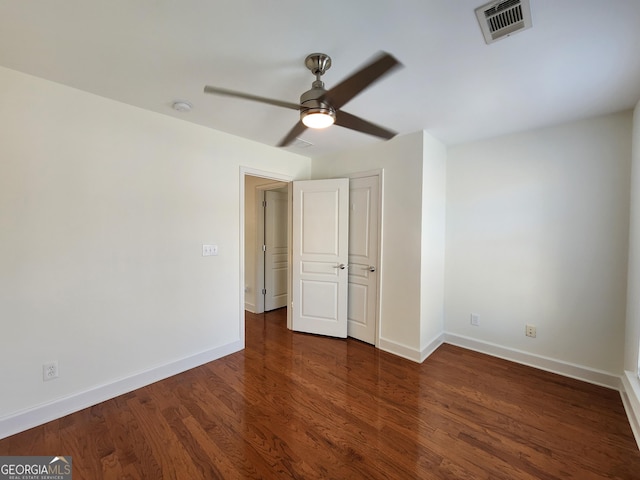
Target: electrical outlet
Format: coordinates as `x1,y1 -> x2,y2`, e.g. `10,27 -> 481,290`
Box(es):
470,313 -> 480,326
43,361 -> 59,381
525,324 -> 537,338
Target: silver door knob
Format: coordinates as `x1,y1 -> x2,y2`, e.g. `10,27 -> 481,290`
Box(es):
368,266 -> 376,272
334,263 -> 348,270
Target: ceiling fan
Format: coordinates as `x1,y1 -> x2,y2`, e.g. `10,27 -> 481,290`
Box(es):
203,51 -> 402,147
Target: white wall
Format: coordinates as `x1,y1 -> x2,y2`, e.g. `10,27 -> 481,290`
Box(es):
445,111 -> 632,376
312,131 -> 447,360
623,100 -> 640,447
626,100 -> 640,374
0,66 -> 310,433
420,132 -> 447,357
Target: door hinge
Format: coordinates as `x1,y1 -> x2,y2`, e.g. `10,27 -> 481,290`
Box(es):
262,288 -> 266,295
262,244 -> 266,252
262,200 -> 267,207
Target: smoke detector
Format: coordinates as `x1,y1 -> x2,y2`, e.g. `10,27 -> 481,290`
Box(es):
475,0 -> 532,44
172,101 -> 193,112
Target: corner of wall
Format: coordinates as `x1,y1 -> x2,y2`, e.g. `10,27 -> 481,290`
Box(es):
625,100 -> 640,372
419,130 -> 447,353
621,100 -> 640,450
621,371 -> 640,449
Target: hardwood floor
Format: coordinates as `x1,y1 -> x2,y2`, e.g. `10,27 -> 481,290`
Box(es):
2,308 -> 639,479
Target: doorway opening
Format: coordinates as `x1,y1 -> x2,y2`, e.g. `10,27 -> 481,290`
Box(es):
243,174 -> 291,315
240,168 -> 293,343
239,167 -> 382,347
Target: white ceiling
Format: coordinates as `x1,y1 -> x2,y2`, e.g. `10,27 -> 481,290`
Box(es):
1,0 -> 639,158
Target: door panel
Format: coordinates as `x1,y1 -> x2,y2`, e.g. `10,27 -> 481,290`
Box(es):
348,175 -> 379,344
347,282 -> 368,327
292,179 -> 349,338
302,280 -> 338,319
264,190 -> 288,311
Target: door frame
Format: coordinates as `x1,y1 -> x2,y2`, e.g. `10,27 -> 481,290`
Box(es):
240,167 -> 293,344
254,181 -> 288,314
239,166 -> 383,348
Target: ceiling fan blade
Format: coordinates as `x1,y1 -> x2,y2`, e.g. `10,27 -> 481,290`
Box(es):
335,110 -> 397,140
203,85 -> 300,110
322,52 -> 402,110
277,121 -> 308,147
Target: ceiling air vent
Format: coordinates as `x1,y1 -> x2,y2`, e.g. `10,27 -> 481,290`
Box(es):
291,137 -> 313,149
475,0 -> 532,44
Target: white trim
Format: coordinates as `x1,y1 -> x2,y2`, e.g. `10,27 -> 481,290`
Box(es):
420,333 -> 445,363
378,337 -> 422,363
378,333 -> 444,364
621,371 -> 640,449
444,333 -> 621,389
0,340 -> 242,440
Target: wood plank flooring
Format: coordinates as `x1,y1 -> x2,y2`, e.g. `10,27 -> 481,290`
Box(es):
2,308 -> 639,479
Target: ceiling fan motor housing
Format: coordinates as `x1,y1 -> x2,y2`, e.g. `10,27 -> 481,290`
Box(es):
300,86 -> 336,126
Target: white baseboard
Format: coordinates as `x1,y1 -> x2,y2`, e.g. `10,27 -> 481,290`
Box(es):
377,334 -> 444,363
443,333 -> 621,390
244,302 -> 256,313
0,340 -> 243,440
378,337 -> 422,362
621,371 -> 640,449
420,334 -> 445,362
380,332 -> 620,388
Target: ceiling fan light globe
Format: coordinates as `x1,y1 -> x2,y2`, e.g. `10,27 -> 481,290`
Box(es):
301,110 -> 336,129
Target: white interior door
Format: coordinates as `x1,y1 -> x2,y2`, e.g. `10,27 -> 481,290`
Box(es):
348,175 -> 379,344
292,178 -> 349,337
264,190 -> 288,311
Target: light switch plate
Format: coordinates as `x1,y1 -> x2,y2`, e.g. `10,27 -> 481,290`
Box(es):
202,244 -> 218,256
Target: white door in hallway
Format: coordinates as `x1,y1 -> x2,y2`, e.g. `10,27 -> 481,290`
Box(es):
292,178 -> 349,338
348,175 -> 379,344
264,190 -> 288,311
